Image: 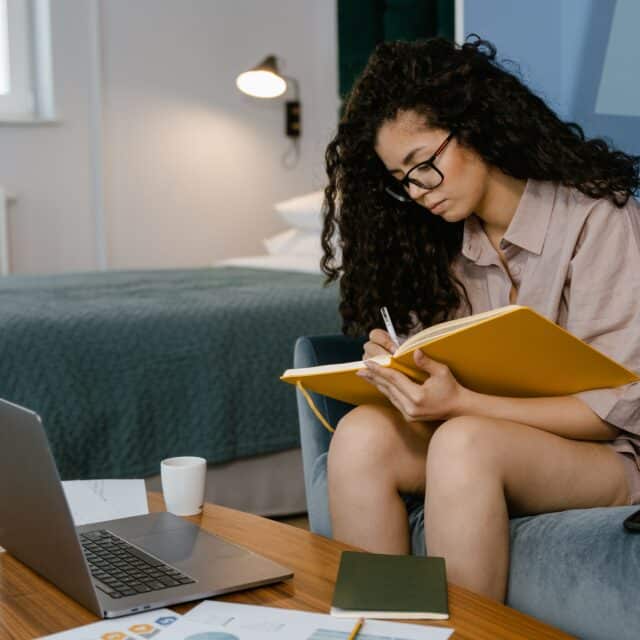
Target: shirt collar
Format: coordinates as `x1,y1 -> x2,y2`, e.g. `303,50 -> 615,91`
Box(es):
501,180 -> 554,255
462,179 -> 555,263
461,215 -> 490,264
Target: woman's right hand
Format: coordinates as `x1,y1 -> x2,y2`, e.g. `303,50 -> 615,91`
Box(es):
363,329 -> 398,359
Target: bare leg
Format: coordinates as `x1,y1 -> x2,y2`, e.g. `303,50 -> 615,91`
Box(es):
328,404 -> 437,553
425,416 -> 630,601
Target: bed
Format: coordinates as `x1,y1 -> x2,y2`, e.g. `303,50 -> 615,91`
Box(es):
0,264 -> 340,515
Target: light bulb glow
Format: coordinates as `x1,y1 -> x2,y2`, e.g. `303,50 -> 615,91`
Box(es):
236,70 -> 286,98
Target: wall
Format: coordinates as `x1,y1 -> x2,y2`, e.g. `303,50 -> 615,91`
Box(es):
0,1 -> 96,273
464,0 -> 566,114
463,0 -> 640,156
0,0 -> 339,274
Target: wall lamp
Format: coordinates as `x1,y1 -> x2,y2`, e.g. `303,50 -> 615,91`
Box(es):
236,55 -> 301,167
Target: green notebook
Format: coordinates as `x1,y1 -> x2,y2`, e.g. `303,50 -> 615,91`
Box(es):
331,551 -> 449,620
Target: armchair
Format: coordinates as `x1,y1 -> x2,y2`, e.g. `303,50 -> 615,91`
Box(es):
294,335 -> 640,640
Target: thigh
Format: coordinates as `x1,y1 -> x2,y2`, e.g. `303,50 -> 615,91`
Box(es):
469,417 -> 630,515
330,404 -> 437,495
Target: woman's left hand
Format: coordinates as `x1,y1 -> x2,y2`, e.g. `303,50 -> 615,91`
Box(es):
356,349 -> 467,422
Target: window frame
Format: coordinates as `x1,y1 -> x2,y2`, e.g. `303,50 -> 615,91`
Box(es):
0,0 -> 54,123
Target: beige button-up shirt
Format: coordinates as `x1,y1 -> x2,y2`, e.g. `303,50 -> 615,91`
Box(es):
452,179 -> 640,469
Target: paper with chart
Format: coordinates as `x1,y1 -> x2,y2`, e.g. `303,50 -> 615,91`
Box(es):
156,600 -> 454,640
62,479 -> 149,526
39,608 -> 180,639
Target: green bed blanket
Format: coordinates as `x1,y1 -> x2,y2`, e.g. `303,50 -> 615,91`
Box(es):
0,267 -> 341,479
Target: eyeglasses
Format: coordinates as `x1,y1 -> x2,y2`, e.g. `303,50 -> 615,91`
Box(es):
384,132 -> 454,203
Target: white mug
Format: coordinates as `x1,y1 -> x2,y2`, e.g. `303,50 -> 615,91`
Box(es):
160,456 -> 207,516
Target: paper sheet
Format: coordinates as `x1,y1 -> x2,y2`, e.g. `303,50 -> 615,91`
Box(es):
39,608 -> 180,639
62,479 -> 149,526
163,600 -> 455,640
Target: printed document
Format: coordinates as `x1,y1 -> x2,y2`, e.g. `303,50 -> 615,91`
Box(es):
61,479 -> 149,526
39,608 -> 180,639
159,600 -> 455,640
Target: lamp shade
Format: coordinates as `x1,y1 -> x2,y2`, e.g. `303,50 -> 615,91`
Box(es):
236,55 -> 287,98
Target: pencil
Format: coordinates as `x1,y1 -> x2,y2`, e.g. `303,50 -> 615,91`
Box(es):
347,617 -> 364,640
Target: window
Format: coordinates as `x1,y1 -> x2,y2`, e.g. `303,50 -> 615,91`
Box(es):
0,0 -> 54,121
0,1 -> 9,95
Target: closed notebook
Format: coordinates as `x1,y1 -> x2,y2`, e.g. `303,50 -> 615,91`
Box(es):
282,304 -> 639,407
331,551 -> 449,620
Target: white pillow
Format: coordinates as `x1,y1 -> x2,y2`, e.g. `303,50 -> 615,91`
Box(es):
274,190 -> 324,231
263,228 -> 322,256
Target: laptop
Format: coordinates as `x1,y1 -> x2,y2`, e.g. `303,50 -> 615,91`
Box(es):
0,398 -> 293,618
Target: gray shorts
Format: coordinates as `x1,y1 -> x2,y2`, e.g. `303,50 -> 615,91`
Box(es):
617,451 -> 640,505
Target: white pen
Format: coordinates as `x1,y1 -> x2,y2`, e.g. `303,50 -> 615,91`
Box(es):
380,306 -> 401,350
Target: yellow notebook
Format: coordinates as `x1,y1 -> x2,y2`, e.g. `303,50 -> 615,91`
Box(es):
281,305 -> 639,408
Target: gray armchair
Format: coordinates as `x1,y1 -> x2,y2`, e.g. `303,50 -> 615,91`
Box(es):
294,335 -> 640,640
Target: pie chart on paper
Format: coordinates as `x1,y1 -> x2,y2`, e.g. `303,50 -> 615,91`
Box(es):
184,633 -> 239,640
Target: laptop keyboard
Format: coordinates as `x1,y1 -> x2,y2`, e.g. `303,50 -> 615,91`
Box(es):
80,529 -> 196,599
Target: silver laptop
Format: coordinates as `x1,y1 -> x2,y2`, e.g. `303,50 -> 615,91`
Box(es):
0,398 -> 293,618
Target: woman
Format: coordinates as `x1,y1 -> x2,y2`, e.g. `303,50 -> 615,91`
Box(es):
320,36 -> 640,602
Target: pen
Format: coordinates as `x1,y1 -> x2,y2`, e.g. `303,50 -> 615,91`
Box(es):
347,617 -> 364,640
380,306 -> 401,349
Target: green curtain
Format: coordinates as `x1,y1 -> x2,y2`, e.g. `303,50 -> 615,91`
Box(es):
338,0 -> 455,100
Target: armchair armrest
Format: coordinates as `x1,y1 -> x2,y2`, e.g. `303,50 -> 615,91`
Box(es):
294,334 -> 365,535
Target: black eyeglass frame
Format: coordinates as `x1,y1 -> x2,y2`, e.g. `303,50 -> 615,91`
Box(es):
384,131 -> 455,203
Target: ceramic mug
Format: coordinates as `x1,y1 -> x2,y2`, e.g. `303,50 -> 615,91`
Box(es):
160,456 -> 207,516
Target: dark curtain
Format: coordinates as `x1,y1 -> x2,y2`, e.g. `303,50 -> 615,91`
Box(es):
338,0 -> 455,99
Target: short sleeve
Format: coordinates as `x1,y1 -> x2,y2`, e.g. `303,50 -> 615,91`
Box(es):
567,199 -> 640,433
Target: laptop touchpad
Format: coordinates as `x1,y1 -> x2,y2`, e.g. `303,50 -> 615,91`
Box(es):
133,529 -> 248,566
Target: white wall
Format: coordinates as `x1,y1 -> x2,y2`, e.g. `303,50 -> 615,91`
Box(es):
0,1 -> 96,273
0,0 -> 339,274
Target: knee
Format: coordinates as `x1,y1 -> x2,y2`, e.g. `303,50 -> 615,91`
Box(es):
426,416 -> 498,483
328,404 -> 400,478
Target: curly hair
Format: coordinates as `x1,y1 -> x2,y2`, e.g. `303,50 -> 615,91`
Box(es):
321,36 -> 640,337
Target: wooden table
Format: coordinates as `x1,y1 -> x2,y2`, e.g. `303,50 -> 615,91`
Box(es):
0,492 -> 574,639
